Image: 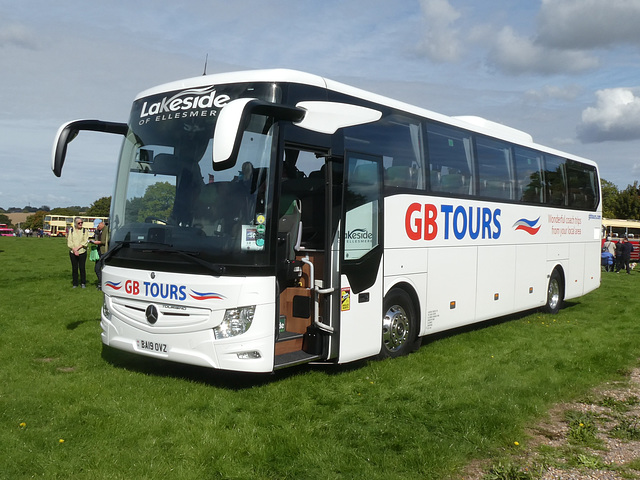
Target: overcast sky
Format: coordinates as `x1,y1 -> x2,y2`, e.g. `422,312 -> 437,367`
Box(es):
2,0 -> 640,209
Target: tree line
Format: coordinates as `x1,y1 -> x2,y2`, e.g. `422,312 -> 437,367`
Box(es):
601,180 -> 640,219
0,197 -> 111,231
1,178 -> 639,232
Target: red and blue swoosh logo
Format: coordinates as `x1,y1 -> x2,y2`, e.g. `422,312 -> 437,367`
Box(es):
104,281 -> 122,290
189,290 -> 225,301
513,217 -> 540,235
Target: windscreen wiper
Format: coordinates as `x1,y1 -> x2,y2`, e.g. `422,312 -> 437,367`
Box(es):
102,241 -> 226,275
100,240 -> 128,264
171,249 -> 226,275
101,239 -> 168,261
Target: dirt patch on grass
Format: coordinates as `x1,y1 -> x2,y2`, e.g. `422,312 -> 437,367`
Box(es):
464,367 -> 640,479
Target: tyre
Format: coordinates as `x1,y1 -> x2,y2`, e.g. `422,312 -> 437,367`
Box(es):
544,269 -> 564,314
378,288 -> 419,359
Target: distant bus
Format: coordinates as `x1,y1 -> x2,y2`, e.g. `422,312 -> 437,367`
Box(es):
52,69 -> 601,373
602,218 -> 640,261
602,218 -> 640,239
0,224 -> 14,236
43,215 -> 73,236
43,215 -> 108,237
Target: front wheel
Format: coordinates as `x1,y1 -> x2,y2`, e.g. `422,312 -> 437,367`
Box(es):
544,269 -> 564,314
378,289 -> 420,359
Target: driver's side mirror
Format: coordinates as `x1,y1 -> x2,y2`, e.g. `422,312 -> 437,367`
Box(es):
52,120 -> 127,177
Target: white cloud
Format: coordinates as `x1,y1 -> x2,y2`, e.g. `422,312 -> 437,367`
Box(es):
488,26 -> 599,75
416,0 -> 462,62
537,0 -> 640,49
524,84 -> 582,103
578,88 -> 640,142
478,0 -> 640,76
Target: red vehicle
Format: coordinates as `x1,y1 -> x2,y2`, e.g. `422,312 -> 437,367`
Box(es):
0,224 -> 14,236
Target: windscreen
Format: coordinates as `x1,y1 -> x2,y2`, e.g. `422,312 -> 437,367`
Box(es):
110,82 -> 282,269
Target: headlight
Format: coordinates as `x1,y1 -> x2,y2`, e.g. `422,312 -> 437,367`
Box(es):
102,299 -> 111,319
214,306 -> 255,340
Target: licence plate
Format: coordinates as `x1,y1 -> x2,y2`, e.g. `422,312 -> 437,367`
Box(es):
136,339 -> 168,353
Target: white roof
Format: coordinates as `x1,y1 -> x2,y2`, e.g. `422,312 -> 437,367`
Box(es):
135,68 -> 597,167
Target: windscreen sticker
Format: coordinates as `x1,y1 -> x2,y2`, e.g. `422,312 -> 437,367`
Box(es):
241,225 -> 265,251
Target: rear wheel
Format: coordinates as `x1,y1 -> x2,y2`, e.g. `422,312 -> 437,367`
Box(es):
544,269 -> 564,314
378,289 -> 419,359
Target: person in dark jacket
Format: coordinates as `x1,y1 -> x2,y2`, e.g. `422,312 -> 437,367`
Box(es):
615,240 -> 625,272
616,237 -> 632,274
90,218 -> 109,289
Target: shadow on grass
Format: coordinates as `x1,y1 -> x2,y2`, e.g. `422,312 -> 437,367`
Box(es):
100,344 -> 318,390
419,300 -> 579,348
98,302 -> 578,389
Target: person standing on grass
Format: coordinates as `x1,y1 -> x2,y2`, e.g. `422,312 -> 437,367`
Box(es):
67,217 -> 90,288
603,236 -> 616,265
615,239 -> 625,272
601,249 -> 614,272
622,237 -> 633,274
90,218 -> 109,290
616,237 -> 632,274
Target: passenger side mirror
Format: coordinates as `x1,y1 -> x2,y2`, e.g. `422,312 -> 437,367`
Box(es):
211,99 -> 381,170
212,99 -> 305,171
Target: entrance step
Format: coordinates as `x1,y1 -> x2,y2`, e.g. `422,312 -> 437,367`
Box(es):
275,330 -> 304,356
274,350 -> 321,369
276,330 -> 304,342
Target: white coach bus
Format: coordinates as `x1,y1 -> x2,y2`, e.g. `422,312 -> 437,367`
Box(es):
52,69 -> 601,373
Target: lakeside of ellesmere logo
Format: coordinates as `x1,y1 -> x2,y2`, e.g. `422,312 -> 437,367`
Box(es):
139,85 -> 231,119
513,217 -> 541,235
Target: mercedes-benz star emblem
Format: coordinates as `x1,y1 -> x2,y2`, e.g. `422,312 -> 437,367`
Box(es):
145,305 -> 159,325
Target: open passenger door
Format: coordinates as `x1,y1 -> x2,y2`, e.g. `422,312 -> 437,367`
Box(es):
274,147 -> 335,368
338,152 -> 384,362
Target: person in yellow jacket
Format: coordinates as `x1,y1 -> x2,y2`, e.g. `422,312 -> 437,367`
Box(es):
67,217 -> 90,288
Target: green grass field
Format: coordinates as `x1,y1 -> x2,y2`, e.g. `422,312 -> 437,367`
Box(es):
1,237 -> 639,479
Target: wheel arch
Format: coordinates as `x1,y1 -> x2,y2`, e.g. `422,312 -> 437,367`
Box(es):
544,263 -> 566,314
549,263 -> 566,290
384,280 -> 421,335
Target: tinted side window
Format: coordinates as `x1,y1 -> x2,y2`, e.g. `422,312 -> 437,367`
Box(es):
566,159 -> 598,210
426,123 -> 474,195
476,137 -> 513,200
514,147 -> 544,204
344,115 -> 426,191
544,154 -> 567,206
